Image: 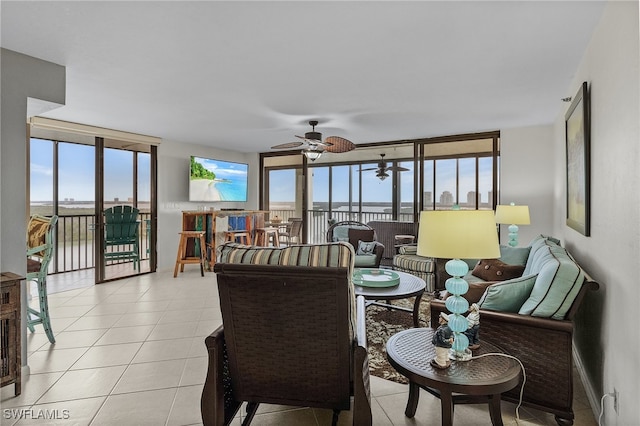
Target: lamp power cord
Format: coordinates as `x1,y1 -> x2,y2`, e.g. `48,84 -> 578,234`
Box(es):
598,392 -> 616,426
469,352 -> 526,421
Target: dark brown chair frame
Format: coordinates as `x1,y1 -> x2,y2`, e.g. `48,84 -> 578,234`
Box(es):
201,263 -> 372,426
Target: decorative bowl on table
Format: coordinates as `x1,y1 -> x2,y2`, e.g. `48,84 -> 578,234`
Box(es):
353,268 -> 400,288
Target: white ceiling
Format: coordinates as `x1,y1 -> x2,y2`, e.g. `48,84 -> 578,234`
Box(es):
1,1 -> 606,153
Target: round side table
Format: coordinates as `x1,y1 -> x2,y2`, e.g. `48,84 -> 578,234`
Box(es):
386,327 -> 521,426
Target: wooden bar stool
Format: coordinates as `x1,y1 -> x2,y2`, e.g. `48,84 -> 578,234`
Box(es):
224,230 -> 252,245
255,227 -> 280,247
174,231 -> 206,277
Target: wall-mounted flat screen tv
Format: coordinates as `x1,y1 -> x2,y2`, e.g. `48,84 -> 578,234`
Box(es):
189,156 -> 248,202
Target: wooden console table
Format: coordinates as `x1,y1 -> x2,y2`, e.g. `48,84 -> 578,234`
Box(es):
1,272 -> 25,396
182,210 -> 269,270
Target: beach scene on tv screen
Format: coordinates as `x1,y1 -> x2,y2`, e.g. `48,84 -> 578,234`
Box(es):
190,156 -> 248,202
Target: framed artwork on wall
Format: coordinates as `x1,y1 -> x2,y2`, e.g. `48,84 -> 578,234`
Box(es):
565,81 -> 591,236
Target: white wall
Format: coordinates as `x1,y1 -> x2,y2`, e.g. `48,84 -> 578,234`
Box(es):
156,139 -> 259,269
1,48 -> 66,367
551,1 -> 639,424
499,125 -> 555,246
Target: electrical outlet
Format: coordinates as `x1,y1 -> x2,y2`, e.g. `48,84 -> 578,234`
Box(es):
614,388 -> 619,415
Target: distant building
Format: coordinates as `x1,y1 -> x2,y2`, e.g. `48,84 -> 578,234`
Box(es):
440,191 -> 454,206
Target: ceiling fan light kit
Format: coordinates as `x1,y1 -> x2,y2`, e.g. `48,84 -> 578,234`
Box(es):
271,120 -> 356,160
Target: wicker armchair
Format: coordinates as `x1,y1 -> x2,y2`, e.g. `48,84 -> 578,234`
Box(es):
202,261 -> 372,425
326,220 -> 384,268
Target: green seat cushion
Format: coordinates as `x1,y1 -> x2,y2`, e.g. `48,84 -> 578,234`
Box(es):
478,274 -> 538,313
354,254 -> 378,267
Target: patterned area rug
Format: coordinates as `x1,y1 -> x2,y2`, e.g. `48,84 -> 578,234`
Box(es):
365,295 -> 433,384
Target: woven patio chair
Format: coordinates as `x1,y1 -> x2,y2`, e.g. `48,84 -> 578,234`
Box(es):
201,261 -> 372,425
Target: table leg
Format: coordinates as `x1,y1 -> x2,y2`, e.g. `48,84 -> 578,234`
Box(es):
441,391 -> 454,426
488,394 -> 504,426
412,293 -> 423,327
404,382 -> 420,418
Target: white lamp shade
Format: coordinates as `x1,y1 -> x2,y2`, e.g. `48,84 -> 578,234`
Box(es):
417,210 -> 501,259
495,204 -> 530,225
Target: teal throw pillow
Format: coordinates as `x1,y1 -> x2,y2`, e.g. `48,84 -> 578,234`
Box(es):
356,240 -> 376,255
478,274 -> 537,313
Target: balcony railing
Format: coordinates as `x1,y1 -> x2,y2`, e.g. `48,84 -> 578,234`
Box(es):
269,209 -> 414,244
51,213 -> 151,274
49,210 -> 412,274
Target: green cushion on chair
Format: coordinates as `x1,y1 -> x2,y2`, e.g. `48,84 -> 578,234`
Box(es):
478,274 -> 538,313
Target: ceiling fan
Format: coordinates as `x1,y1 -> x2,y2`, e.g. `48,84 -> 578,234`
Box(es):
270,120 -> 356,161
362,154 -> 409,180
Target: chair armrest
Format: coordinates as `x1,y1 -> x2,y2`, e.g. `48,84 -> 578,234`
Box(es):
373,242 -> 385,266
201,325 -> 241,426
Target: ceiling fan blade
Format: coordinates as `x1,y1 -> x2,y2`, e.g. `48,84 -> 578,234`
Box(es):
388,166 -> 410,172
324,136 -> 355,153
360,167 -> 378,171
271,141 -> 304,150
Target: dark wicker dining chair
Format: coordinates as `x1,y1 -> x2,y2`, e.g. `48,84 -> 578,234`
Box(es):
201,262 -> 372,426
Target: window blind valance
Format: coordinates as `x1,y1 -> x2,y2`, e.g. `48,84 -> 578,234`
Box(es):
29,117 -> 161,146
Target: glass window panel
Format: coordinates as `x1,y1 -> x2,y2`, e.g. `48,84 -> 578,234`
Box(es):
478,156 -> 494,209
104,148 -> 133,206
269,169 -> 296,215
59,142 -> 95,215
331,165 -> 350,215
137,152 -> 151,213
351,165 -> 361,212
361,164 -> 392,221
311,166 -> 329,210
422,160 -> 434,210
458,157 -> 477,209
399,161 -> 414,220
435,158 -> 456,209
29,138 -> 54,217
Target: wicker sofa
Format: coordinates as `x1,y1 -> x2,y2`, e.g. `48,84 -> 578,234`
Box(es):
430,235 -> 599,425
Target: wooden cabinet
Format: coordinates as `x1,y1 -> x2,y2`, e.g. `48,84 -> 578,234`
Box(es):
1,272 -> 24,396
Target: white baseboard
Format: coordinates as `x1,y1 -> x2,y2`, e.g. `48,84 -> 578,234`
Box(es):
573,346 -> 600,420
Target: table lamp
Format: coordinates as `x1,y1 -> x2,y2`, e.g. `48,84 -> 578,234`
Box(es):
417,209 -> 500,363
494,203 -> 531,247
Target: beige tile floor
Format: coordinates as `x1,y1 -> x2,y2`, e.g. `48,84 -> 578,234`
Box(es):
2,268 -> 598,425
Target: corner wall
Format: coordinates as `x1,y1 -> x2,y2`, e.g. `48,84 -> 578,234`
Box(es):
0,48 -> 66,366
551,2 -> 639,423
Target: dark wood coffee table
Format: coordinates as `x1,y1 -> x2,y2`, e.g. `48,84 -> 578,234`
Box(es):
386,328 -> 521,426
354,269 -> 425,327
